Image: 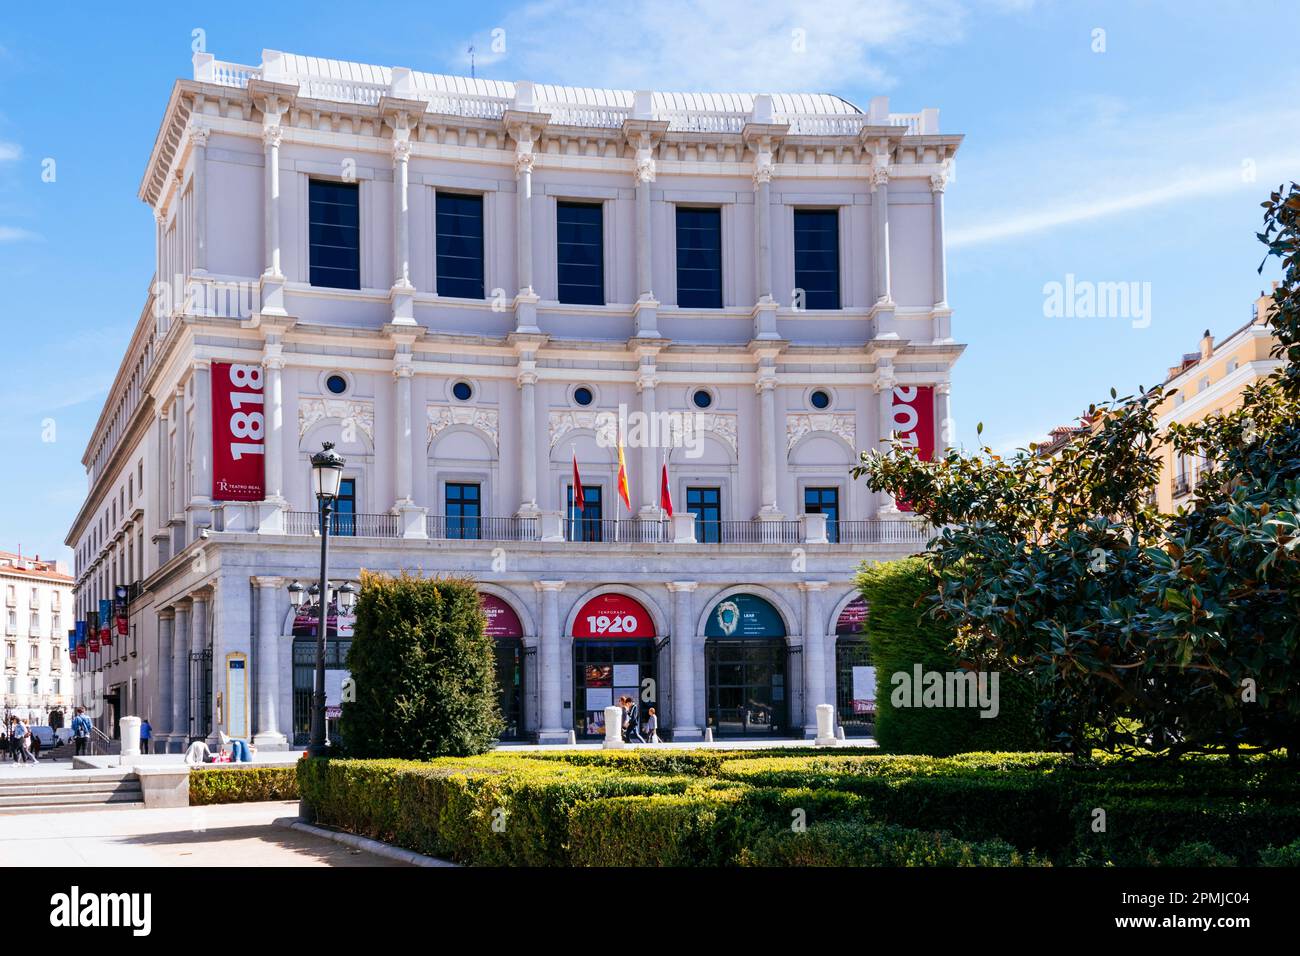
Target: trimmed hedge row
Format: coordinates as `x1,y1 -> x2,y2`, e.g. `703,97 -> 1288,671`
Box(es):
190,766 -> 300,805
298,751 -> 1300,866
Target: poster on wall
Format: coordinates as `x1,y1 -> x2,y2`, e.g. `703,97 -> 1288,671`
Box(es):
836,597 -> 869,636
211,361 -> 266,502
114,585 -> 128,636
889,385 -> 935,512
98,598 -> 113,646
705,594 -> 786,638
480,594 -> 524,638
572,594 -> 655,638
226,655 -> 249,740
851,665 -> 877,713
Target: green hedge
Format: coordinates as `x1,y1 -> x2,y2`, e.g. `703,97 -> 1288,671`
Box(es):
190,766 -> 300,805
857,557 -> 1042,755
297,750 -> 1300,866
738,820 -> 1045,867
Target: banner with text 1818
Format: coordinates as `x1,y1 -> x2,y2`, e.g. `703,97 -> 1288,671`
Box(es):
212,361 -> 265,501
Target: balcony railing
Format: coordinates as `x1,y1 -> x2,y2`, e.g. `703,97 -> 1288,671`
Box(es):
427,515 -> 540,542
564,518 -> 670,543
275,510 -> 930,548
833,520 -> 934,545
1173,475 -> 1191,498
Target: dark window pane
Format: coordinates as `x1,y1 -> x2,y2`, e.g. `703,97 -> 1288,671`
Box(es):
437,193 -> 485,299
676,207 -> 722,308
793,209 -> 840,309
446,482 -> 482,539
557,202 -> 604,305
803,486 -> 840,543
309,181 -> 360,290
687,486 -> 721,543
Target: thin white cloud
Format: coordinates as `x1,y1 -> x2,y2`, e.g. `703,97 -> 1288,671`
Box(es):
0,225 -> 38,241
950,152 -> 1300,248
481,0 -> 990,93
948,95 -> 1300,249
0,141 -> 20,161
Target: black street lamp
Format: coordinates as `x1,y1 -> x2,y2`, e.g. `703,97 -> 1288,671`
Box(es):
303,441 -> 346,758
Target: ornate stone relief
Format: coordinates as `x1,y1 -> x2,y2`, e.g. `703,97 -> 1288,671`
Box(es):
786,413 -> 856,453
298,398 -> 375,443
427,404 -> 500,449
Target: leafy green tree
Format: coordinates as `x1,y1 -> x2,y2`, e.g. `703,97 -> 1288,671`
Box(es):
853,184 -> 1300,759
341,572 -> 503,758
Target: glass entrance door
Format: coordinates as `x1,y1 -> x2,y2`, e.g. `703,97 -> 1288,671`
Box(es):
495,637 -> 524,740
705,638 -> 789,736
572,639 -> 655,739
836,637 -> 875,737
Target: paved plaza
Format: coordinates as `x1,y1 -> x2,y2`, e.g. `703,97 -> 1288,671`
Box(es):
0,800 -> 407,867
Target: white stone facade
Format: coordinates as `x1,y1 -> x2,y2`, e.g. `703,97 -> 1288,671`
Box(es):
66,50 -> 963,747
0,553 -> 74,725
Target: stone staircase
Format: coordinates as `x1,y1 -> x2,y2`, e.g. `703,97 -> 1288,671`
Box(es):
0,769 -> 144,814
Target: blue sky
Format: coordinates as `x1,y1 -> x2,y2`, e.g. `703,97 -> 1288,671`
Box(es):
0,1 -> 1296,561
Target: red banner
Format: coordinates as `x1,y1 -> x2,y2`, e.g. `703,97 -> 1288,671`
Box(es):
212,361 -> 265,501
572,594 -> 655,638
889,386 -> 935,513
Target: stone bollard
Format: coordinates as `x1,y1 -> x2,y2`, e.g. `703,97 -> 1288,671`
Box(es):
814,704 -> 839,747
602,706 -> 626,749
566,730 -> 577,745
836,725 -> 846,741
120,716 -> 142,758
703,727 -> 714,743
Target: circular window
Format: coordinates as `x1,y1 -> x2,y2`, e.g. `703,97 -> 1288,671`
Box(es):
810,389 -> 831,410
692,389 -> 714,410
325,374 -> 349,395
451,381 -> 474,402
573,386 -> 594,407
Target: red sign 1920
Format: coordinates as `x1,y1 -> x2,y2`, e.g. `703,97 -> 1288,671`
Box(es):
212,361 -> 266,502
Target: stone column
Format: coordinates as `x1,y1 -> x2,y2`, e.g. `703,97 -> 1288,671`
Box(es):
930,173 -> 947,308
512,135 -> 541,334
394,364 -> 414,506
252,576 -> 286,748
259,346 -> 286,532
173,387 -> 187,518
636,351 -> 660,520
535,580 -> 566,742
262,125 -> 283,279
876,375 -> 899,513
935,381 -> 952,453
751,147 -> 779,339
191,124 -> 209,274
517,354 -> 540,515
871,167 -> 892,304
755,360 -> 781,518
393,139 -> 412,290
156,609 -> 175,745
172,600 -> 192,747
667,581 -> 701,740
189,361 -> 213,532
799,581 -> 829,735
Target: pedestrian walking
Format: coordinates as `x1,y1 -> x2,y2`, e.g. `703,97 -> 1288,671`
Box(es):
30,731 -> 41,761
139,718 -> 152,754
4,717 -> 18,762
16,719 -> 34,764
645,706 -> 661,743
71,706 -> 92,757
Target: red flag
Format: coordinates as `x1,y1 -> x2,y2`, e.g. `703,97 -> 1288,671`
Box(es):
572,451 -> 585,512
660,462 -> 673,518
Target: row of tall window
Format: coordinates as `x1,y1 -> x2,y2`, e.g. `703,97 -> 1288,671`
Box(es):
308,180 -> 842,308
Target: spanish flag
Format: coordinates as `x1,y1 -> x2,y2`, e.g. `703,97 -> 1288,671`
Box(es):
616,432 -> 632,511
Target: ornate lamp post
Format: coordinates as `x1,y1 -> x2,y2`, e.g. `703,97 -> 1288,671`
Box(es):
302,442 -> 345,758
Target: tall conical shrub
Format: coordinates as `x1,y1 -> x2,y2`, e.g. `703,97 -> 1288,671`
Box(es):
340,571 -> 503,758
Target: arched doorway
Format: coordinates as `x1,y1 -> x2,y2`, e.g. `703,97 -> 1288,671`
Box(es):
481,593 -> 525,740
704,594 -> 790,737
834,596 -> 874,737
571,593 -> 657,740
290,597 -> 355,747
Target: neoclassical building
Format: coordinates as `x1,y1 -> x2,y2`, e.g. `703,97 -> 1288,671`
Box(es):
66,49 -> 963,749
1,551 -> 74,726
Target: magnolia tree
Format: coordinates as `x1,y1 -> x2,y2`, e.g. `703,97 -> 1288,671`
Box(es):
853,184 -> 1300,758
